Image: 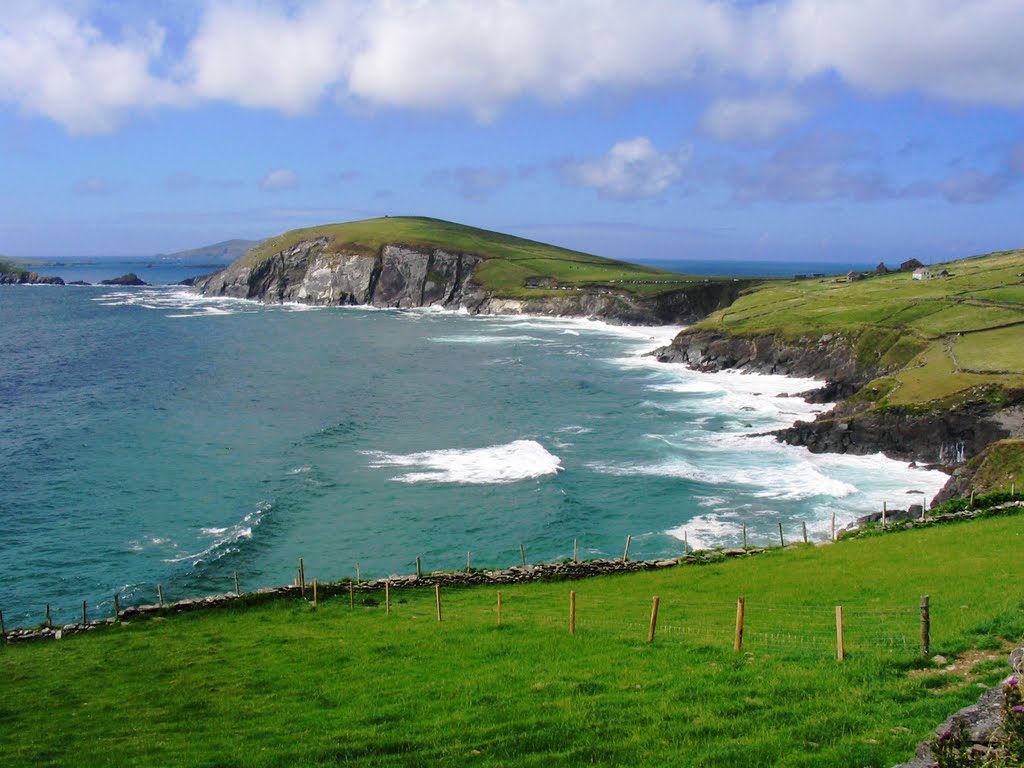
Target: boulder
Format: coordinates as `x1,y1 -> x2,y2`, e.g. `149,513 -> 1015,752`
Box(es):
100,273 -> 148,286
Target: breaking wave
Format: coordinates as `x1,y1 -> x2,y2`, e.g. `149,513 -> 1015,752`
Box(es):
363,439 -> 562,484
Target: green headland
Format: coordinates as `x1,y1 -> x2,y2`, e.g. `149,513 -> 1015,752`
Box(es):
237,215 -> 713,299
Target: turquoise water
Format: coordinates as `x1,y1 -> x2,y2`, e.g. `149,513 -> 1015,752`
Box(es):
0,283 -> 947,627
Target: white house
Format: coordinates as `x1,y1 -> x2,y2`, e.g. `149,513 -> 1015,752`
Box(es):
912,267 -> 932,280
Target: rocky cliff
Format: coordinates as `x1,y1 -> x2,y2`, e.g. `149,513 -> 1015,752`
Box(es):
653,327 -> 1024,500
193,238 -> 747,324
0,267 -> 64,285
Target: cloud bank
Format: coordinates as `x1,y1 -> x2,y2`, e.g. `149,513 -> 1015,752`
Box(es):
2,0 -> 1023,133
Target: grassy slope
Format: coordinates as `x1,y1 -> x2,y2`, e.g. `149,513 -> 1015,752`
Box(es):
155,239 -> 259,262
2,515 -> 1023,767
690,248 -> 1024,407
0,258 -> 27,274
967,440 -> 1024,493
239,217 -> 712,299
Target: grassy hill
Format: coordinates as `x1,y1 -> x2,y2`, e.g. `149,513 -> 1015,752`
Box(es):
2,514 -> 1022,766
689,249 -> 1024,408
240,216 -> 710,298
154,239 -> 259,262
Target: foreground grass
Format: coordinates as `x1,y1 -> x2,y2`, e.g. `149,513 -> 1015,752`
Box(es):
2,515 -> 1022,767
238,216 -> 714,298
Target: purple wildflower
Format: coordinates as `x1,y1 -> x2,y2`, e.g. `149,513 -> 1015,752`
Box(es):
1012,705 -> 1024,713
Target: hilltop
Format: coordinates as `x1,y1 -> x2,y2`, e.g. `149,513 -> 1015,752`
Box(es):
655,249 -> 1024,499
193,216 -> 749,324
154,238 -> 259,262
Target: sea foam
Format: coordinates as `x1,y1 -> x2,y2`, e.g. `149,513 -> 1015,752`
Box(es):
363,439 -> 562,484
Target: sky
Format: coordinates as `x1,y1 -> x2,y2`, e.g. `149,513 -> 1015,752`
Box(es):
1,1 -> 1022,265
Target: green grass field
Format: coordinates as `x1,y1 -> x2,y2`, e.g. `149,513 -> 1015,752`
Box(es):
693,248 -> 1024,408
3,514 -> 1022,767
238,217 -> 715,299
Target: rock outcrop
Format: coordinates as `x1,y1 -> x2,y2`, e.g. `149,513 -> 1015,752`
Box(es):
193,238 -> 749,324
777,395 -> 1024,470
100,273 -> 148,286
0,268 -> 64,285
653,328 -> 1024,492
652,329 -> 875,401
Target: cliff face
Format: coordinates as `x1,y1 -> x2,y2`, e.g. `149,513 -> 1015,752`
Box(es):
654,327 -> 1024,500
653,329 -> 875,401
0,268 -> 64,285
193,240 -> 483,309
193,238 -> 748,324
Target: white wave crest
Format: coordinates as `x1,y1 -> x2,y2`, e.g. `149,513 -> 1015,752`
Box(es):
427,334 -> 547,345
363,439 -> 562,484
163,502 -> 271,566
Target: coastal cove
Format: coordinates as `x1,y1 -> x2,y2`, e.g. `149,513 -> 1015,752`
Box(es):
0,284 -> 947,627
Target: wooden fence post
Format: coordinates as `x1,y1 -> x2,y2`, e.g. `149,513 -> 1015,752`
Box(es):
355,561 -> 360,584
683,530 -> 689,555
802,521 -> 808,544
622,535 -> 632,562
466,551 -> 471,572
385,580 -> 390,615
416,556 -> 422,578
497,591 -> 502,626
157,585 -> 164,607
299,558 -> 306,599
836,606 -> 845,661
82,601 -> 88,624
573,538 -> 578,563
435,584 -> 442,622
777,522 -> 785,547
349,582 -> 354,610
882,501 -> 887,529
742,522 -> 747,549
0,609 -> 5,639
519,543 -> 527,568
234,571 -> 240,596
648,597 -> 660,643
831,510 -> 836,542
734,597 -> 745,652
46,604 -> 52,628
570,590 -> 577,636
920,595 -> 930,657
113,593 -> 120,619
969,490 -> 975,508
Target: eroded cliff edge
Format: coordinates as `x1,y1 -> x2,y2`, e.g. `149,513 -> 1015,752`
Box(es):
653,328 -> 1024,503
192,238 -> 747,325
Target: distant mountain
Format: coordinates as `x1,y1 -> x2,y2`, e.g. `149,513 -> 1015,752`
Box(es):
154,239 -> 259,262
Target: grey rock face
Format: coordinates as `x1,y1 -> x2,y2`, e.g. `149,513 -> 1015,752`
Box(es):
193,239 -> 483,309
194,237 -> 751,324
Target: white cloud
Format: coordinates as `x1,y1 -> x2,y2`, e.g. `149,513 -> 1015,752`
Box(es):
0,4 -> 183,134
768,0 -> 1024,108
260,168 -> 299,191
561,137 -> 690,200
184,2 -> 360,114
700,94 -> 809,144
345,0 -> 728,119
3,1 -> 1024,133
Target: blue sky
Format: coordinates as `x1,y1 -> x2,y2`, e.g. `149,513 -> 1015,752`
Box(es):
1,1 -> 1022,264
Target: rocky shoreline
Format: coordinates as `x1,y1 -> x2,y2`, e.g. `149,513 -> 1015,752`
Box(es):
653,328 -> 1024,502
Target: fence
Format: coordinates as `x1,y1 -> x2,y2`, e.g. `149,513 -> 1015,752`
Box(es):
4,495 -> 1022,641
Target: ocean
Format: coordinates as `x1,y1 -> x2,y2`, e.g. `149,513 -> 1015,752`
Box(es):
0,260 -> 947,627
